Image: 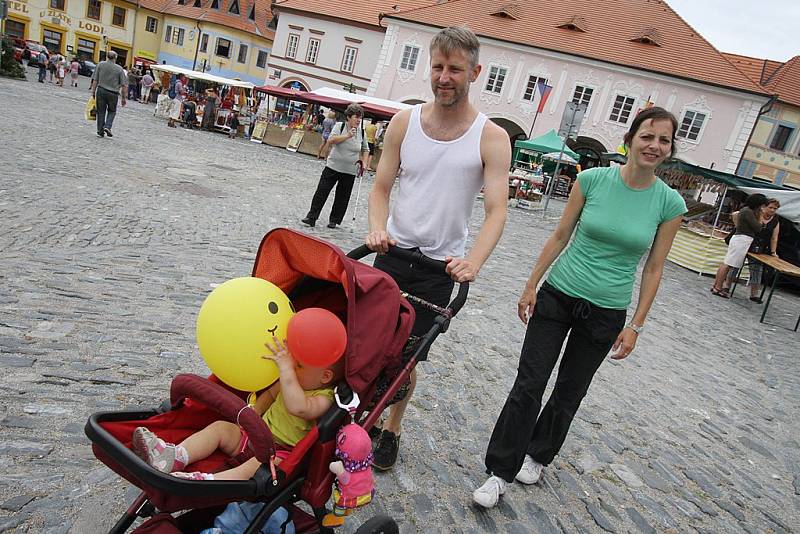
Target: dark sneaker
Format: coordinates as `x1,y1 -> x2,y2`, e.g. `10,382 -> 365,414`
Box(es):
103,128 -> 113,138
301,217 -> 315,227
368,425 -> 382,441
327,222 -> 338,229
373,430 -> 399,471
96,132 -> 104,138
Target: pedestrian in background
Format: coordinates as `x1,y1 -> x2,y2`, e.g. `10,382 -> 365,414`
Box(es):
365,118 -> 378,171
474,106 -> 686,508
56,56 -> 66,87
89,50 -> 127,138
48,53 -> 57,82
316,110 -> 336,159
69,58 -> 80,87
302,103 -> 368,229
711,193 -> 768,298
202,88 -> 219,130
37,51 -> 49,83
140,70 -> 154,103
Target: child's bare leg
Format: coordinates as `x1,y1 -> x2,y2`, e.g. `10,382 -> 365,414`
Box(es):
179,421 -> 243,464
211,456 -> 263,480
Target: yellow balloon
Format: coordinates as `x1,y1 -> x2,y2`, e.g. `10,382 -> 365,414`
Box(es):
196,277 -> 295,392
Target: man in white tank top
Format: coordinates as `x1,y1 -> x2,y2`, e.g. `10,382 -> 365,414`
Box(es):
364,27 -> 511,470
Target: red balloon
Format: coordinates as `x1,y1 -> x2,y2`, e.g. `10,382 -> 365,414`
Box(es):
287,308 -> 347,368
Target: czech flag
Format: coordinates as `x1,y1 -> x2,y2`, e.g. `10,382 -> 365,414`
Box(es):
536,82 -> 553,113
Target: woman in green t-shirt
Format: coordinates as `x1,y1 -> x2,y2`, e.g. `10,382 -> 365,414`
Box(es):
474,107 -> 687,509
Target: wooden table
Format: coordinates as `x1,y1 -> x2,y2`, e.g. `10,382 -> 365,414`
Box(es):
730,253 -> 800,330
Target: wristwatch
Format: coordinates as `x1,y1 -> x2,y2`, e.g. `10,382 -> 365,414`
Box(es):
626,322 -> 644,335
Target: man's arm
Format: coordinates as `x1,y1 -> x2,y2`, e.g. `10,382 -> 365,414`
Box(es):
118,70 -> 127,106
445,122 -> 511,282
365,109 -> 410,252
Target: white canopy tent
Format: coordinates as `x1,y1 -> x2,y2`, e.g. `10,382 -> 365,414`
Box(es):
310,87 -> 412,113
150,64 -> 254,89
739,187 -> 800,224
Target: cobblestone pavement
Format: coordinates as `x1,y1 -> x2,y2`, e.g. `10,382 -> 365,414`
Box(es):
1,68 -> 799,534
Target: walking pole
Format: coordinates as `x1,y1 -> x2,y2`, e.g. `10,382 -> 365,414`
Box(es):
351,161 -> 365,225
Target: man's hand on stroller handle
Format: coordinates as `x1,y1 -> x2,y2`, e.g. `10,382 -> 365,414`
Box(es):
445,256 -> 478,283
365,230 -> 396,253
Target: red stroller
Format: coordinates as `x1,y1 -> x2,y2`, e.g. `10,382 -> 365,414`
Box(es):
85,228 -> 468,533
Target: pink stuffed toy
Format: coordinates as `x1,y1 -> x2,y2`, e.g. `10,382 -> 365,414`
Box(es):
322,423 -> 375,527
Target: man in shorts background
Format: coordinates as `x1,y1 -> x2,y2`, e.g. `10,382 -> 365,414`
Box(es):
365,26 -> 511,470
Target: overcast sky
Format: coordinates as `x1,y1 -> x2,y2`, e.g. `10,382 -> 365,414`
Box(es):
668,0 -> 798,61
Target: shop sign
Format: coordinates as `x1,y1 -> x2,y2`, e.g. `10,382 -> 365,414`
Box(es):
9,0 -> 29,14
39,9 -> 71,25
78,20 -> 103,33
136,49 -> 156,61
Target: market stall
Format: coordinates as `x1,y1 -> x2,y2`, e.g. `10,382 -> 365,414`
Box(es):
511,130 -> 580,207
660,159 -> 790,275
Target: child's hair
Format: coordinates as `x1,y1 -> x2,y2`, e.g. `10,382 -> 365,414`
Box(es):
327,357 -> 346,384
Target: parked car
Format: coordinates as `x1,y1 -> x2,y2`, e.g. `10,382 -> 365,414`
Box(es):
78,59 -> 96,77
7,37 -> 26,62
23,41 -> 48,64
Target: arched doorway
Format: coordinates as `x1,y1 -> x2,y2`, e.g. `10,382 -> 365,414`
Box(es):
568,136 -> 608,169
490,117 -> 527,154
281,79 -> 309,91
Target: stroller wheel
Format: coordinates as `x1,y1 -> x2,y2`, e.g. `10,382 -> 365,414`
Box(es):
354,514 -> 398,534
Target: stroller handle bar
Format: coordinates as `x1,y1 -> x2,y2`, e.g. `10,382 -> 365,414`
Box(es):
347,244 -> 469,320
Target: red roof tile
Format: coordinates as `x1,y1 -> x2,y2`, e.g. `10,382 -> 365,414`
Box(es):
763,56 -> 800,107
721,52 -> 768,86
137,0 -> 275,40
272,0 -> 438,28
384,0 -> 766,95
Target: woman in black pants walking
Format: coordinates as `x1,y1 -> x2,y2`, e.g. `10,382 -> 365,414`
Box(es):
302,104 -> 368,229
473,107 -> 688,508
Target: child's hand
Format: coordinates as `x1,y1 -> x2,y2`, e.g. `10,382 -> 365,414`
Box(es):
263,337 -> 294,371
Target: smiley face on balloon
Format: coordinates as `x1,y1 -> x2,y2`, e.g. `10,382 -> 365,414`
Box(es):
196,277 -> 295,392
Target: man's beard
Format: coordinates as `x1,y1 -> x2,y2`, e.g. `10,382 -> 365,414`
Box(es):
433,84 -> 467,107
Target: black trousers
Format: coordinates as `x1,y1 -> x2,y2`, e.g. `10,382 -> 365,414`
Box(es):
485,281 -> 626,482
95,87 -> 118,135
305,166 -> 356,225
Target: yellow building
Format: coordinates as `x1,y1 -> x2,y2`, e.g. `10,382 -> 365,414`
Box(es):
726,53 -> 800,188
5,0 -> 137,64
4,0 -> 274,84
133,0 -> 274,85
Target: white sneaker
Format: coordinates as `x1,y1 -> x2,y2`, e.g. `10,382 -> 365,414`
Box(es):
472,475 -> 507,508
515,455 -> 544,484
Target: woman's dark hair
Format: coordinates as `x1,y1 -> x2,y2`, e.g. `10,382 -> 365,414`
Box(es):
745,193 -> 769,210
623,106 -> 679,159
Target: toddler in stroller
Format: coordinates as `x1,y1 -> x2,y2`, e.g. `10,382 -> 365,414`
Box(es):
84,228 -> 468,533
132,337 -> 345,481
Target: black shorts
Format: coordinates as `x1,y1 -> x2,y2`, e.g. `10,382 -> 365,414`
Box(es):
373,249 -> 454,337
367,142 -> 375,155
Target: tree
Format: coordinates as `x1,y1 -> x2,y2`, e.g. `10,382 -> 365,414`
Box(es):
0,36 -> 26,79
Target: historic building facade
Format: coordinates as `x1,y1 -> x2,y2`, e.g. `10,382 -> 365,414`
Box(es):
367,0 -> 771,174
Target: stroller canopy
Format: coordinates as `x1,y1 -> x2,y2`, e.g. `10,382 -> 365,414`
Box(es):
252,229 -> 415,394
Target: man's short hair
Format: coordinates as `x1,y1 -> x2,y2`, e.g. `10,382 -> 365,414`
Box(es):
107,50 -> 118,60
429,26 -> 480,68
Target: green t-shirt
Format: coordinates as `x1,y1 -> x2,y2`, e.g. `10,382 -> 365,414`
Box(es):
264,387 -> 334,447
547,166 -> 687,309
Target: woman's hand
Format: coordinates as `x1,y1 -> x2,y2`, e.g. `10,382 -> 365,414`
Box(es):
610,328 -> 637,360
517,284 -> 537,324
263,337 -> 294,372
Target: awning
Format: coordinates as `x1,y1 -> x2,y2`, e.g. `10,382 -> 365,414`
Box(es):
515,129 -> 579,159
151,64 -> 254,89
310,87 -> 411,116
659,159 -> 787,190
253,85 -> 351,108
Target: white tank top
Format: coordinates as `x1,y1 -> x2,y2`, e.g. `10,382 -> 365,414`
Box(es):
387,104 -> 487,260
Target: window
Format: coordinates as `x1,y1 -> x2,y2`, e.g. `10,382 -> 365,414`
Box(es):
5,19 -> 25,39
609,94 -> 636,124
769,125 -> 794,152
248,4 -> 255,20
237,43 -> 248,63
164,25 -> 172,43
484,65 -> 508,94
286,34 -> 299,59
228,0 -> 239,14
522,75 -> 549,101
86,0 -> 101,20
112,6 -> 126,27
341,46 -> 357,73
76,38 -> 96,60
199,33 -> 209,53
49,0 -> 65,10
43,29 -> 62,52
306,38 -> 320,64
171,27 -> 185,46
211,0 -> 219,8
677,110 -> 707,141
256,49 -> 268,68
399,45 -> 420,71
572,85 -> 594,106
193,0 -> 201,6
145,16 -> 158,33
216,37 -> 232,58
